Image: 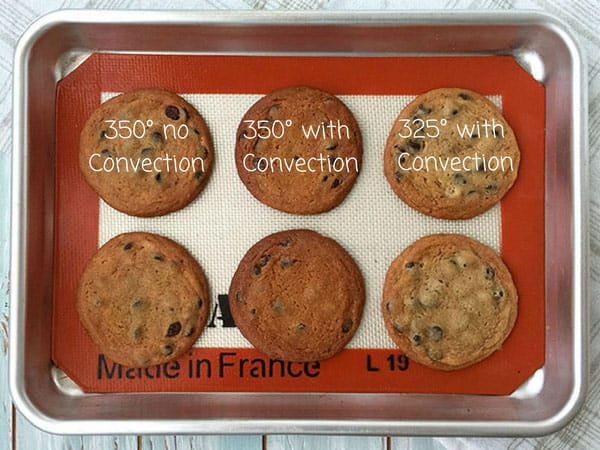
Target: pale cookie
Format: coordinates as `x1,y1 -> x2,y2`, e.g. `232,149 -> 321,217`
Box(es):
382,234 -> 518,370
384,88 -> 520,219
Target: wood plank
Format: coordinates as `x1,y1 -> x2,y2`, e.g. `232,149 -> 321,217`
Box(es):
267,435 -> 386,450
141,435 -> 263,450
0,153 -> 13,449
15,411 -> 138,450
391,437 -> 447,450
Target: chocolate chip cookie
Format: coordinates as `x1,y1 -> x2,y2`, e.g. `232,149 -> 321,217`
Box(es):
77,232 -> 210,367
235,86 -> 362,214
80,88 -> 213,217
382,234 -> 518,370
384,88 -> 520,219
229,229 -> 365,361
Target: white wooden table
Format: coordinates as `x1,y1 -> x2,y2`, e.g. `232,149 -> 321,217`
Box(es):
1,0 -> 598,448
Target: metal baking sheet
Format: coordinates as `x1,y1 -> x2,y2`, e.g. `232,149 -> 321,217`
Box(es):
10,10 -> 587,435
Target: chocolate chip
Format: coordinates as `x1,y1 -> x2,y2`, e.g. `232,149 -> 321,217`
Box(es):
252,157 -> 267,171
272,300 -> 283,314
399,155 -> 407,164
393,322 -> 402,333
155,172 -> 162,182
123,242 -> 133,250
193,128 -> 200,135
328,155 -> 337,164
166,321 -> 182,337
451,108 -> 459,115
471,133 -> 480,139
279,239 -> 291,247
101,148 -> 111,157
331,178 -> 342,189
165,105 -> 180,120
196,298 -> 203,309
485,267 -> 495,280
153,254 -> 165,261
428,326 -> 443,342
325,142 -> 338,150
250,308 -> 257,316
477,162 -> 485,172
394,171 -> 403,181
279,257 -> 297,269
151,131 -> 163,143
393,144 -> 407,153
141,147 -> 152,156
493,289 -> 504,301
132,299 -> 144,308
199,146 -> 209,159
322,175 -> 329,182
296,323 -> 306,332
235,291 -> 241,303
132,327 -> 142,340
100,130 -> 107,139
194,171 -> 203,179
467,190 -> 478,195
452,173 -> 467,185
259,254 -> 270,267
405,262 -> 415,269
184,326 -> 195,337
162,345 -> 174,356
252,265 -> 262,276
458,93 -> 472,100
486,184 -> 498,191
341,319 -> 353,333
407,139 -> 422,151
427,348 -> 443,361
417,104 -> 432,115
412,334 -> 422,346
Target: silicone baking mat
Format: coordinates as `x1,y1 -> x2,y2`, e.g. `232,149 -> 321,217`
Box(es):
52,54 -> 545,394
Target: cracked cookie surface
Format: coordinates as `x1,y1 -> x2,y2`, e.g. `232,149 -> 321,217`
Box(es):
235,86 -> 362,214
229,229 -> 365,361
77,232 -> 210,367
79,88 -> 214,217
382,234 -> 518,370
383,88 -> 520,219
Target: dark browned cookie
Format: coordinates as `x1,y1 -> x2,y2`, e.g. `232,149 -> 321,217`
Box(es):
384,88 -> 520,219
229,229 -> 365,361
80,88 -> 213,217
382,234 -> 518,370
77,232 -> 210,367
235,86 -> 362,214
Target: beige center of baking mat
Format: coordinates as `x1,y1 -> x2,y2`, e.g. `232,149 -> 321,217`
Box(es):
52,54 -> 545,394
100,92 -> 501,349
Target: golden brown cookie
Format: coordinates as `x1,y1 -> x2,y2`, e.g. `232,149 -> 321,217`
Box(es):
382,234 -> 517,370
77,232 -> 210,367
235,86 -> 362,214
229,229 -> 365,361
80,88 -> 213,217
384,88 -> 520,219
